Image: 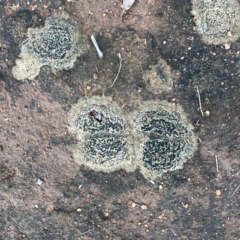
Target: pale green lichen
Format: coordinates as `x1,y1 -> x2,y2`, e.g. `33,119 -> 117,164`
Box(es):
191,0 -> 240,44
128,101 -> 198,179
68,96 -> 136,173
12,12 -> 88,80
68,97 -> 198,179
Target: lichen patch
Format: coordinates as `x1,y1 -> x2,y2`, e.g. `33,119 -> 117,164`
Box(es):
12,12 -> 88,80
128,101 -> 198,179
68,96 -> 136,173
142,58 -> 176,94
191,0 -> 240,44
68,97 -> 198,179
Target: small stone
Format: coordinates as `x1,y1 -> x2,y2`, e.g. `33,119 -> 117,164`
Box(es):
159,185 -> 163,190
37,178 -> 43,185
77,208 -> 81,212
141,205 -> 147,210
227,31 -> 232,37
131,202 -> 136,208
35,205 -> 38,209
205,110 -> 210,117
86,85 -> 91,90
182,203 -> 188,208
93,72 -> 98,79
223,43 -> 231,49
216,190 -> 221,196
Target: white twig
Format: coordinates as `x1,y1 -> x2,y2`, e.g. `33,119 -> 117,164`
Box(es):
91,35 -> 103,59
215,155 -> 218,173
18,38 -> 30,47
231,184 -> 240,197
80,228 -> 94,236
111,53 -> 122,88
196,87 -> 204,117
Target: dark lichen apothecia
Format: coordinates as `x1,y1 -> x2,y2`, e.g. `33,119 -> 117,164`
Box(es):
12,12 -> 88,80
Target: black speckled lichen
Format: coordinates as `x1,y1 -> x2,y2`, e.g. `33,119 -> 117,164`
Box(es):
12,12 -> 88,80
68,96 -> 135,173
129,102 -> 198,179
68,97 -> 197,179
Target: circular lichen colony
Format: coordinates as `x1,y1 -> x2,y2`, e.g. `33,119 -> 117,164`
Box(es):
68,96 -> 135,173
191,0 -> 240,44
128,101 -> 197,179
142,58 -> 177,94
12,12 -> 88,80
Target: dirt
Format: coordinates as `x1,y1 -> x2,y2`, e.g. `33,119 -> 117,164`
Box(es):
0,0 -> 239,239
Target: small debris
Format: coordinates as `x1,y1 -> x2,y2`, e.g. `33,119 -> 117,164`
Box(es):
215,155 -> 219,173
155,67 -> 166,82
182,202 -> 188,208
77,208 -> 81,212
223,43 -> 231,49
93,72 -> 98,79
159,185 -> 163,190
231,184 -> 240,197
89,110 -> 102,123
205,110 -> 210,117
196,87 -> 204,117
86,85 -> 91,90
150,180 -> 155,185
37,178 -> 43,185
80,228 -> 94,236
141,205 -> 147,210
111,53 -> 122,88
122,0 -> 135,15
131,202 -> 136,208
91,35 -> 103,59
216,190 -> 221,196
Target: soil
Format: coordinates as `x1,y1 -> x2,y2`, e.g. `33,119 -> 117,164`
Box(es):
0,0 -> 239,239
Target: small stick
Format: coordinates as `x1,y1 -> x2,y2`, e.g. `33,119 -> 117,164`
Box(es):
18,36 -> 32,47
91,35 -> 103,59
215,155 -> 218,173
111,53 -> 122,88
80,228 -> 94,236
231,184 -> 240,197
196,87 -> 204,117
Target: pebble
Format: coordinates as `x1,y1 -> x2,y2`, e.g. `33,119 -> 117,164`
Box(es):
216,190 -> 221,196
93,72 -> 98,79
205,110 -> 210,117
141,205 -> 147,210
